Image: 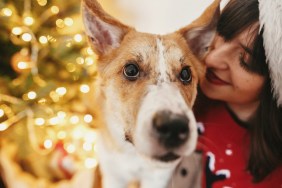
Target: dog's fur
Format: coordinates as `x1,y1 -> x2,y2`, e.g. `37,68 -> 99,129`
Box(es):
82,0 -> 220,187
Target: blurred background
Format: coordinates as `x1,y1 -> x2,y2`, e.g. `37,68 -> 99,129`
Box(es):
0,0 -> 213,187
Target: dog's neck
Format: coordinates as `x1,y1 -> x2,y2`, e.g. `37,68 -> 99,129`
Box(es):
96,134 -> 177,188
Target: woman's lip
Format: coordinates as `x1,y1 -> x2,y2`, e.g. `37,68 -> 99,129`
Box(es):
205,69 -> 230,85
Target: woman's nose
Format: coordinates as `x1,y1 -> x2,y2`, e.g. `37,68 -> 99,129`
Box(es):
204,36 -> 229,69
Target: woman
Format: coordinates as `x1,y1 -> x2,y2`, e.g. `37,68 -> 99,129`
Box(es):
173,0 -> 282,187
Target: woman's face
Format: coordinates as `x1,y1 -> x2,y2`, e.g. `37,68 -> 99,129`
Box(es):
200,25 -> 265,107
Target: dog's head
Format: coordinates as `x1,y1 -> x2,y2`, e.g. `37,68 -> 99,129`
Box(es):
82,0 -> 220,162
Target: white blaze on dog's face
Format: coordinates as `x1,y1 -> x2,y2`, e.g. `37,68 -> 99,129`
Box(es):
82,0 -> 220,162
134,36 -> 200,161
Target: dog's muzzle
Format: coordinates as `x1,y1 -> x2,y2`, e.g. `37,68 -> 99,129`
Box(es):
152,110 -> 189,149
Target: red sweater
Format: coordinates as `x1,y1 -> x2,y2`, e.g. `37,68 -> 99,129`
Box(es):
196,102 -> 282,188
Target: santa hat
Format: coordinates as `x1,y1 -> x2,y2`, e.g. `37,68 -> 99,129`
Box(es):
258,0 -> 282,106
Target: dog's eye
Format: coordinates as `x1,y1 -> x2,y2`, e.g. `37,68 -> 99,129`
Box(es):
179,66 -> 192,84
123,63 -> 140,81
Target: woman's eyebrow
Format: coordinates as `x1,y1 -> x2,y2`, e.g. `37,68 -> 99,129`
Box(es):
239,43 -> 253,55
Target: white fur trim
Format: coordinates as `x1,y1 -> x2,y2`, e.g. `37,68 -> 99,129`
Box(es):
259,0 -> 282,106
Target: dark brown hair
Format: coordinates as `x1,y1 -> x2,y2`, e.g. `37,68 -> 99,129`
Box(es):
217,0 -> 282,182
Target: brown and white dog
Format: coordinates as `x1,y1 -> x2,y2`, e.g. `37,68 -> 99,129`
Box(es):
82,0 -> 220,187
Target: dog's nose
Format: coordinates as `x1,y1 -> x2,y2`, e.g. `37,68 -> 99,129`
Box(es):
153,111 -> 189,148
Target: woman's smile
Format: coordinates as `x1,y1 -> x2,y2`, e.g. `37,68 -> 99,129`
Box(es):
205,69 -> 230,86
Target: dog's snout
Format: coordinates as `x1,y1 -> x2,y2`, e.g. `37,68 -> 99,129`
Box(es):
153,111 -> 189,148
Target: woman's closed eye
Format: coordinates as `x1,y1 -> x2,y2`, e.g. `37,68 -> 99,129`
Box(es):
239,52 -> 251,71
238,43 -> 254,72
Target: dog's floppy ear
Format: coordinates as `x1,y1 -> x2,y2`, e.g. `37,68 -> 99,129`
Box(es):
179,0 -> 221,59
82,0 -> 132,56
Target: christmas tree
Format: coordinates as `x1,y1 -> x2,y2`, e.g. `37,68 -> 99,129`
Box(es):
0,0 -> 98,187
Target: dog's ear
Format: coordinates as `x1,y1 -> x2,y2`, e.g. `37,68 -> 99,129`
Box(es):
178,0 -> 221,59
82,0 -> 132,56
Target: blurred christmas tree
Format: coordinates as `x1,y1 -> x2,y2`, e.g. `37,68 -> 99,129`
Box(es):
0,0 -> 98,187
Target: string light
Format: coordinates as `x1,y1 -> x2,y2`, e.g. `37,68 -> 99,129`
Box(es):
76,57 -> 84,65
56,87 -> 67,96
49,117 -> 59,125
57,111 -> 66,119
83,114 -> 93,123
65,144 -> 76,153
39,36 -> 48,44
0,109 -> 5,118
35,118 -> 45,126
27,91 -> 37,100
66,63 -> 76,72
70,115 -> 79,124
22,33 -> 32,42
50,6 -> 59,14
64,17 -> 73,26
80,84 -> 90,93
83,142 -> 92,151
86,47 -> 94,55
43,139 -> 53,149
57,131 -> 66,139
1,8 -> 12,17
0,123 -> 8,131
24,16 -> 34,26
74,34 -> 83,43
12,27 -> 23,35
85,57 -> 94,66
37,0 -> 48,6
17,61 -> 30,70
56,19 -> 65,28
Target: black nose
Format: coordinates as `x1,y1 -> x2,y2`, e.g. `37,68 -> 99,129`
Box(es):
153,110 -> 189,148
